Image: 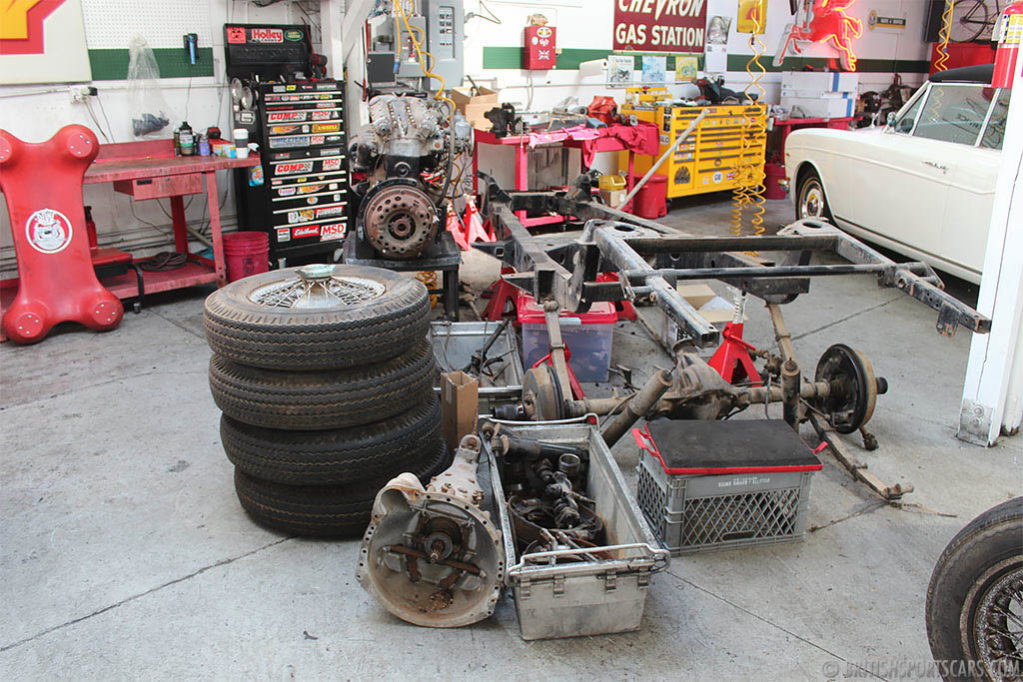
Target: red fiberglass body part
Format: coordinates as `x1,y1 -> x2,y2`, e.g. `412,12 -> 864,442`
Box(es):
0,125 -> 123,344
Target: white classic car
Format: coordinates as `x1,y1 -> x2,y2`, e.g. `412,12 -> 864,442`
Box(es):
784,66 -> 1010,284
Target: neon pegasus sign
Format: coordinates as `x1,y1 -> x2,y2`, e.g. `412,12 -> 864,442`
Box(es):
774,0 -> 863,72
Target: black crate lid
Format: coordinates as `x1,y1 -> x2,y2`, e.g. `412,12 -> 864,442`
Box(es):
638,419 -> 822,475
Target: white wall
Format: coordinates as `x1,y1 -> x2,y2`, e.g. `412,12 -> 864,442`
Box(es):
0,0 -> 936,276
0,0 -> 316,278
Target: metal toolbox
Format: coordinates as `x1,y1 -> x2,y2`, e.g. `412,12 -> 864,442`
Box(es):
430,322 -> 524,415
634,419 -> 821,555
482,421 -> 669,641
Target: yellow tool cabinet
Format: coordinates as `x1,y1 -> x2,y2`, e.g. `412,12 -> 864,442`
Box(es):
619,88 -> 767,199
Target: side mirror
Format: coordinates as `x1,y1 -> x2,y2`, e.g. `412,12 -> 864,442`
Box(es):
886,112 -> 898,128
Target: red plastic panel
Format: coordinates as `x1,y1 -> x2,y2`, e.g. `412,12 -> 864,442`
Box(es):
0,125 -> 122,343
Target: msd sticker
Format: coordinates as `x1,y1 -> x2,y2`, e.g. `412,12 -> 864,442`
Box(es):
292,226 -> 320,239
311,111 -> 334,121
320,224 -> 346,241
322,158 -> 342,171
276,228 -> 291,243
25,209 -> 73,254
275,161 -> 313,175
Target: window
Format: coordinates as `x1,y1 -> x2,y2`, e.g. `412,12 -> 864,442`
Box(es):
895,94 -> 923,134
981,89 -> 1011,151
913,84 -> 994,146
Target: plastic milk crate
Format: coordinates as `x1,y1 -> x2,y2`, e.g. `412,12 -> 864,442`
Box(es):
633,419 -> 822,554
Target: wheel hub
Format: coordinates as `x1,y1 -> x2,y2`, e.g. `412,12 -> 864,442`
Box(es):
973,564 -> 1023,680
248,267 -> 386,309
814,344 -> 886,434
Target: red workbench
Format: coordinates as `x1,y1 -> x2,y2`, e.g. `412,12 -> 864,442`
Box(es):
1,139 -> 258,316
473,122 -> 659,228
771,116 -> 858,158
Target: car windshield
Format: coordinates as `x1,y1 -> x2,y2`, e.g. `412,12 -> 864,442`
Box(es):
913,84 -> 995,146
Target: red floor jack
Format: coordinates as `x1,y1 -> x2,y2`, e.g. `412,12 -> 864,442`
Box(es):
708,292 -> 762,386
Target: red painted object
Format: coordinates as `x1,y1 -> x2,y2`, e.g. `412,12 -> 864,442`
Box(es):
781,0 -> 863,71
928,42 -> 996,75
993,2 -> 1023,88
523,25 -> 556,70
708,322 -> 762,386
483,267 -> 520,321
223,231 -> 269,282
0,126 -> 123,344
627,173 -> 667,219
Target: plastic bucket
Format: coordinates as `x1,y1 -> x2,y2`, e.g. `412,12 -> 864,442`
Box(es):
223,231 -> 269,282
631,174 -> 668,220
764,162 -> 787,200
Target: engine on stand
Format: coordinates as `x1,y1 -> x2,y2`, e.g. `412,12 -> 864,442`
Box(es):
349,95 -> 472,259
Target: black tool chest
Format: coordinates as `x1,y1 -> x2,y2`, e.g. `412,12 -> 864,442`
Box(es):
225,24 -> 349,266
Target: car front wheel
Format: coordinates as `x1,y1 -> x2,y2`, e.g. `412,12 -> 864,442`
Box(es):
796,169 -> 832,222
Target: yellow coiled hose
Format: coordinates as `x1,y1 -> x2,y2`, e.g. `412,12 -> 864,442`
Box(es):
731,8 -> 768,254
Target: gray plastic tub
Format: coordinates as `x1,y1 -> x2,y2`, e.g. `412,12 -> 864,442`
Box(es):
482,420 -> 669,640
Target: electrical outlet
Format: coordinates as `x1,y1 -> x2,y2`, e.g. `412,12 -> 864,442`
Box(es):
68,85 -> 91,104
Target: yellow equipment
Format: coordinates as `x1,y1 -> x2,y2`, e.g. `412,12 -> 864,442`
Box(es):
618,88 -> 767,200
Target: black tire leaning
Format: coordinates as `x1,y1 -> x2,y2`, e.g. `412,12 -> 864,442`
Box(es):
221,395 -> 443,485
233,439 -> 449,538
203,264 -> 430,370
926,497 -> 1023,681
209,340 -> 438,430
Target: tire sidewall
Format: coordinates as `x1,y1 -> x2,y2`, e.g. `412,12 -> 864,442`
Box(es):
797,173 -> 829,221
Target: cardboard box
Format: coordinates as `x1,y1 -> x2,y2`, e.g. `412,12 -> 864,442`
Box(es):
452,86 -> 499,131
440,371 -> 479,452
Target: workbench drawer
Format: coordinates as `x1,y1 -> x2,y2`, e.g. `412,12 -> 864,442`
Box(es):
113,173 -> 203,200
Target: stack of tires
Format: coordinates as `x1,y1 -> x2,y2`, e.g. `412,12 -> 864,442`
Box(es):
202,264 -> 448,537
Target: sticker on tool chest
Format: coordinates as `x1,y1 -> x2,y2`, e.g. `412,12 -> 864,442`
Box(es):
322,158 -> 342,171
311,122 -> 340,133
320,223 -> 346,241
292,225 -> 320,239
275,161 -> 314,175
316,205 -> 345,218
267,112 -> 306,123
311,110 -> 335,121
25,209 -> 72,254
276,228 -> 291,242
288,209 -> 315,224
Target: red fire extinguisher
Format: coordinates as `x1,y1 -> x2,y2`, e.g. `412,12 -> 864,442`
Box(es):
992,1 -> 1023,88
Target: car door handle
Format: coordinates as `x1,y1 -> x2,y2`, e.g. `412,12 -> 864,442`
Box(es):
923,161 -> 949,173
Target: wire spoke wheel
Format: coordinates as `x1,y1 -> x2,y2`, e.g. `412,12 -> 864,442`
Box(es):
248,265 -> 386,310
949,0 -> 992,43
972,565 -> 1023,680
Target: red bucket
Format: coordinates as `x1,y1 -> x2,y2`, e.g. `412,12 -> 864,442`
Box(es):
223,231 -> 269,282
625,173 -> 668,220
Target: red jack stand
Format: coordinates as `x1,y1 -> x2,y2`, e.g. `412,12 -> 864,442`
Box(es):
596,273 -> 638,321
708,322 -> 763,386
446,196 -> 495,251
483,267 -> 520,321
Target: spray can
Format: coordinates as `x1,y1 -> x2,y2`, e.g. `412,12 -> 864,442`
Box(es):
179,121 -> 195,156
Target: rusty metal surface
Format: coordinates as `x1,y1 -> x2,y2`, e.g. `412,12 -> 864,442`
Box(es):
357,435 -> 504,628
361,180 -> 438,259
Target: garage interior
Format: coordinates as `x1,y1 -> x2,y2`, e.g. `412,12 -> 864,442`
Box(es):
1,1 -> 1021,679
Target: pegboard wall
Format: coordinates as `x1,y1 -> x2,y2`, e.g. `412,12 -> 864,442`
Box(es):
81,0 -> 215,49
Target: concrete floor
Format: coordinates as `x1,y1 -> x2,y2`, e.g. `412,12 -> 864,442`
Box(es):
1,196 -> 1019,680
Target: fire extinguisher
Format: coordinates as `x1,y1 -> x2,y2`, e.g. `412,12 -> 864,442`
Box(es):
992,1 -> 1023,88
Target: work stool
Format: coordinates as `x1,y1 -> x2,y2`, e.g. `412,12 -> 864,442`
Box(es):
85,206 -> 144,313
